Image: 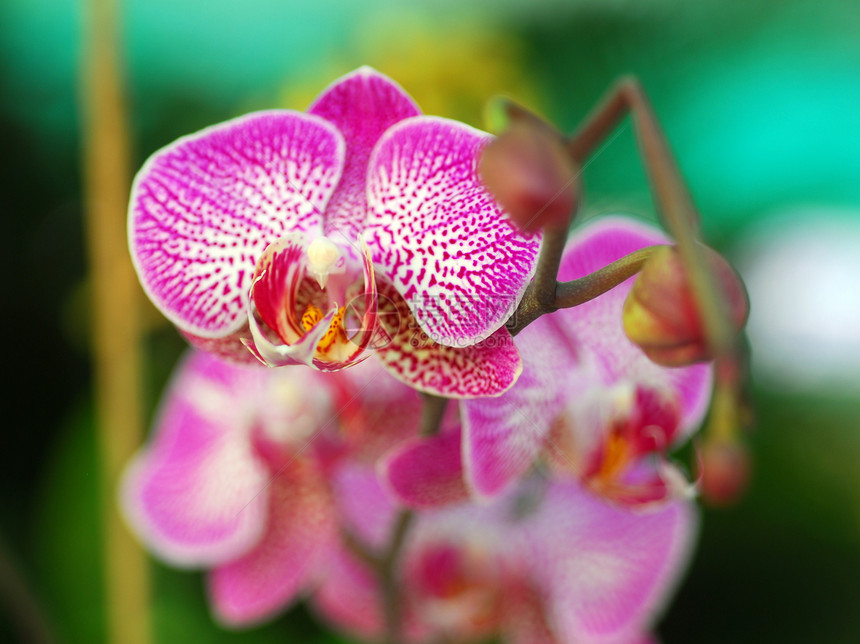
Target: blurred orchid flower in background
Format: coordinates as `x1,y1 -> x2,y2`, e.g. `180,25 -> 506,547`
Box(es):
316,466 -> 696,644
121,351 -> 339,625
119,351 -> 427,626
129,67 -> 540,397
383,218 -> 712,509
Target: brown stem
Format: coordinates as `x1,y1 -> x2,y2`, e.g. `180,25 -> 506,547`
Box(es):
80,0 -> 150,642
567,76 -> 700,235
555,245 -> 663,309
565,76 -> 738,363
508,225 -> 570,336
507,244 -> 662,336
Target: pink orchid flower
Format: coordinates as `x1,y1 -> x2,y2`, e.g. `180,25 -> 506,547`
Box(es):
316,465 -> 695,644
121,348 -> 430,626
129,67 -> 540,397
119,350 -> 393,626
381,217 -> 712,508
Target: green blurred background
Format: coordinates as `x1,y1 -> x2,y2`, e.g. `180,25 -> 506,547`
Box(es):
3,0 -> 860,641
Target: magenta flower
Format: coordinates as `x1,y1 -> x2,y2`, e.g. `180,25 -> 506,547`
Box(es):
120,351 -> 342,626
129,67 -> 540,397
316,466 -> 696,644
465,217 -> 712,504
120,349 -> 430,626
381,217 -> 712,508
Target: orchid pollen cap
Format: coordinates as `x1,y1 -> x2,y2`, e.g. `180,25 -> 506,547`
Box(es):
479,118 -> 578,233
622,244 -> 749,367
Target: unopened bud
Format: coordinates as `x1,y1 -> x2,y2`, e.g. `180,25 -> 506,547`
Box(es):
622,245 -> 749,366
479,120 -> 579,233
698,439 -> 750,506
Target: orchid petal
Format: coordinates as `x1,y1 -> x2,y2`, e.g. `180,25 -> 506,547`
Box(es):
181,327 -> 258,364
129,111 -> 344,339
528,482 -> 697,643
311,547 -> 385,640
365,116 -> 540,347
331,463 -> 399,549
374,280 -> 523,398
247,298 -> 337,367
309,66 -> 420,246
252,232 -> 309,345
329,356 -> 424,459
380,428 -> 469,509
557,217 -> 713,433
208,462 -> 335,627
462,314 -> 578,498
120,352 -> 269,566
503,585 -> 558,644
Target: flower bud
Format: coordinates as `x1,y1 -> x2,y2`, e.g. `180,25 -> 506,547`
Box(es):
698,439 -> 750,506
479,120 -> 579,233
622,245 -> 749,366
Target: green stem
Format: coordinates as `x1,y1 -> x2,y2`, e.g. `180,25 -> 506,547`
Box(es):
554,246 -> 663,309
566,77 -> 749,439
381,511 -> 415,644
420,394 -> 449,437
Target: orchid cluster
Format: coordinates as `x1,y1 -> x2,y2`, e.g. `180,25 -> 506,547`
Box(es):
122,68 -> 749,643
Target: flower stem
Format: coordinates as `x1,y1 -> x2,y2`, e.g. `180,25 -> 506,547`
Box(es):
508,225 -> 569,336
554,245 -> 663,309
568,77 -> 752,439
508,244 -> 662,335
341,394 -> 449,643
381,510 -> 415,644
420,393 -> 449,437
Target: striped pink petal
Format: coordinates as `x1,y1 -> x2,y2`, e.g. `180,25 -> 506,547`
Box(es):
462,314 -> 579,498
374,280 -> 522,397
365,116 -> 541,347
379,428 -> 469,509
129,110 -> 345,341
120,352 -> 270,566
208,461 -> 335,627
557,217 -> 712,433
309,66 -> 420,246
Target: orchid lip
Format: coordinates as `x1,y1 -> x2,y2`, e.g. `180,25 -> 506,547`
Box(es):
244,234 -> 380,370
